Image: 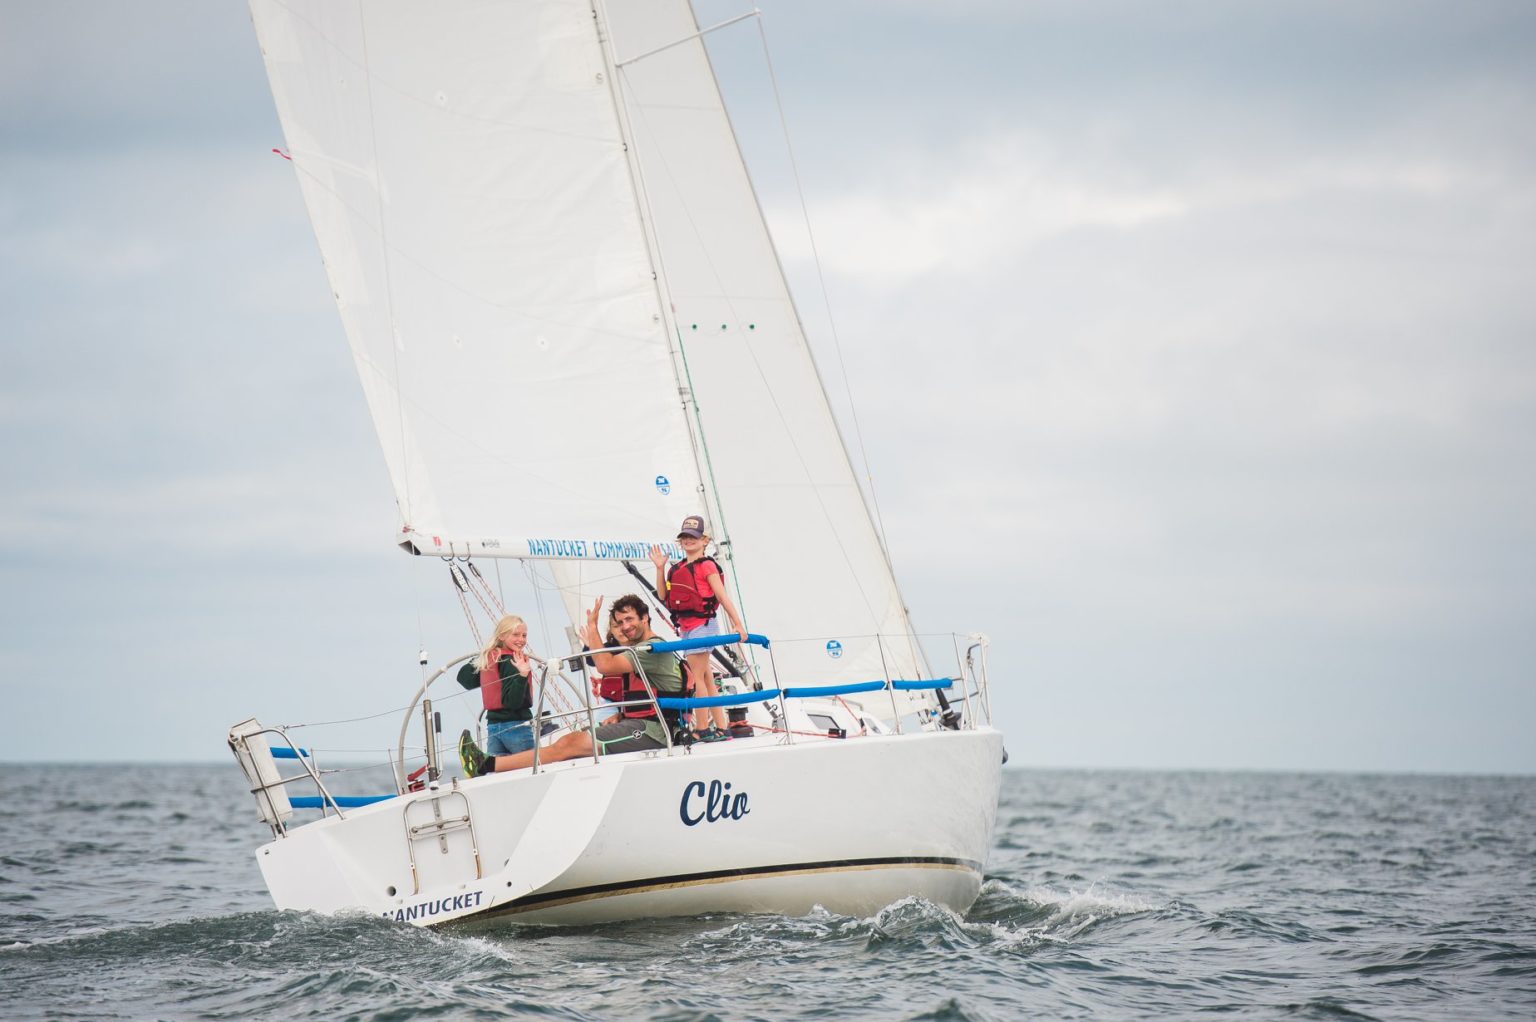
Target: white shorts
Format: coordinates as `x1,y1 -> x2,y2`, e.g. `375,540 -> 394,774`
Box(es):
678,615 -> 723,641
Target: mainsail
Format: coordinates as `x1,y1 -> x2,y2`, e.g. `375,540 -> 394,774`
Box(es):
249,1 -> 703,560
251,0 -> 931,695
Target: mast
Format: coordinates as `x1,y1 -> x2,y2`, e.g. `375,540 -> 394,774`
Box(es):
588,0 -> 741,601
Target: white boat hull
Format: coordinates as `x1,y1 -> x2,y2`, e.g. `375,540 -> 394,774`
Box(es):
256,728 -> 1004,927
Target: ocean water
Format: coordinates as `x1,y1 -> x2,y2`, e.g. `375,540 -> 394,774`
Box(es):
2,765 -> 1532,1020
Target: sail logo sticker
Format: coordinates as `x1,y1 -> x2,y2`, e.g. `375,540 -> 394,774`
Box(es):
655,474 -> 671,495
825,640 -> 843,659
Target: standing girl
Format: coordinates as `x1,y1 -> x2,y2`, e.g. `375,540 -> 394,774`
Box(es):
650,515 -> 747,740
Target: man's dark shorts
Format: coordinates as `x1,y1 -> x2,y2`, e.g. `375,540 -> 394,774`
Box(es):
593,717 -> 669,754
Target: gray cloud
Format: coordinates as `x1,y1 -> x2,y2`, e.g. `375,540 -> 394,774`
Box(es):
3,1 -> 1533,771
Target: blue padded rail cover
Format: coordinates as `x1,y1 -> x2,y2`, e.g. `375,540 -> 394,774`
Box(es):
647,632 -> 770,653
268,746 -> 311,759
290,795 -> 394,809
892,678 -> 955,690
782,680 -> 889,698
653,678 -> 956,708
656,689 -> 782,710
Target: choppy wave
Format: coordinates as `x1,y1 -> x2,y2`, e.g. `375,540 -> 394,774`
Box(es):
3,766 -> 1533,1020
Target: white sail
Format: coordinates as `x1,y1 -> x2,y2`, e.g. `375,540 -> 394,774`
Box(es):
248,0 -> 703,559
597,0 -> 928,690
235,2 -> 1000,941
251,0 -> 935,699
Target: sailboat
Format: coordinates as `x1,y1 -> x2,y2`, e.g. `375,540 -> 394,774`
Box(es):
230,0 -> 1003,926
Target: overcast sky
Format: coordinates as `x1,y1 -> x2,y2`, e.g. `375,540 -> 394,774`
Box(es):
2,1 -> 1533,773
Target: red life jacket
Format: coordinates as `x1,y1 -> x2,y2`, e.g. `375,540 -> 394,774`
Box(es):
609,667 -> 689,721
478,651 -> 528,713
592,669 -> 655,720
595,673 -> 624,703
665,556 -> 721,624
617,672 -> 653,720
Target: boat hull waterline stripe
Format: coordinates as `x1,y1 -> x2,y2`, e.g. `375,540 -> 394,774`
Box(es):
463,855 -> 984,922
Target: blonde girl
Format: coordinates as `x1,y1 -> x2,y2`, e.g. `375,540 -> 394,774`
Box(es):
456,615 -> 538,754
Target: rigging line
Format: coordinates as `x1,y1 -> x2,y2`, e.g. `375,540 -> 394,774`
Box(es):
835,696 -> 869,736
604,100 -> 744,590
672,30 -> 887,632
541,571 -> 635,596
456,590 -> 484,648
451,567 -> 486,647
591,0 -> 722,562
528,571 -> 580,718
671,323 -> 745,616
524,560 -> 558,660
309,758 -> 398,773
522,562 -> 585,718
459,566 -> 499,624
607,23 -> 739,617
753,16 -> 926,675
524,564 -> 592,719
419,580 -> 440,672
614,11 -> 760,68
616,54 -> 884,630
752,17 -> 891,559
462,562 -> 505,619
281,683 -> 478,731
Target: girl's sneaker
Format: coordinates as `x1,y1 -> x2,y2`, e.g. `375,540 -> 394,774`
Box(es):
699,725 -> 731,743
459,730 -> 487,777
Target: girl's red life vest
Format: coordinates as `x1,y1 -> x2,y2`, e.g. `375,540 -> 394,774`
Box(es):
665,556 -> 721,623
595,673 -> 624,703
592,669 -> 651,720
478,650 -> 527,713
